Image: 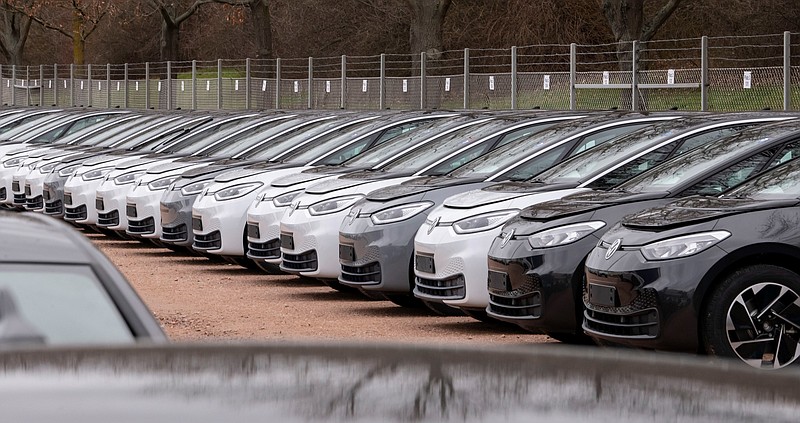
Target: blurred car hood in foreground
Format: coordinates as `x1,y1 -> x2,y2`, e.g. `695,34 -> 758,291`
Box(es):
1,342 -> 799,422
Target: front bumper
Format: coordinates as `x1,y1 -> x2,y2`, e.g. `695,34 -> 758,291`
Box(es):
581,244 -> 725,352
245,200 -> 287,264
63,176 -> 105,224
126,184 -> 169,239
95,180 -> 133,231
192,193 -> 256,256
42,175 -> 67,217
159,189 -> 198,247
22,170 -> 49,212
279,208 -> 349,279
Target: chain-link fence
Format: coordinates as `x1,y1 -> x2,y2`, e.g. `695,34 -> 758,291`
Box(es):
5,32 -> 800,112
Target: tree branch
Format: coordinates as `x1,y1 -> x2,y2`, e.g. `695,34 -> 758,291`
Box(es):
641,0 -> 682,41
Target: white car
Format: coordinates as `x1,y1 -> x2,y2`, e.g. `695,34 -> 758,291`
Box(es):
191,112 -> 459,257
412,114 -> 792,316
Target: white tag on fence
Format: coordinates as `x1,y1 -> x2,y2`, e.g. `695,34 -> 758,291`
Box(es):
157,81 -> 161,92
235,80 -> 239,91
445,77 -> 451,92
362,80 -> 368,92
206,80 -> 210,91
326,80 -> 331,93
48,80 -> 52,89
602,71 -> 610,85
98,81 -> 101,91
262,80 -> 267,91
116,81 -> 120,91
489,76 -> 495,91
80,80 -> 84,90
667,69 -> 675,85
64,80 -> 67,88
743,71 -> 752,89
543,75 -> 550,90
135,81 -> 139,91
6,80 -> 9,88
402,79 -> 408,92
181,80 -> 185,91
294,81 -> 299,93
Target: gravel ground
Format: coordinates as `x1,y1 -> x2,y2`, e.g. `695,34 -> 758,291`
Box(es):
89,232 -> 554,345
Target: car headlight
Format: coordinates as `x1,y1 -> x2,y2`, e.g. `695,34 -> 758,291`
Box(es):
640,231 -> 731,261
38,163 -> 57,173
147,176 -> 178,191
272,190 -> 304,207
308,195 -> 364,216
81,166 -> 114,181
2,157 -> 23,168
58,164 -> 81,177
452,210 -> 519,234
370,201 -> 433,225
527,221 -> 606,249
213,182 -> 263,201
114,171 -> 145,185
180,181 -> 209,196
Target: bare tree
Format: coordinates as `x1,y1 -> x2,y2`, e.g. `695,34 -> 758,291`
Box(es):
602,0 -> 684,69
149,0 -> 217,61
0,0 -> 32,65
404,0 -> 451,68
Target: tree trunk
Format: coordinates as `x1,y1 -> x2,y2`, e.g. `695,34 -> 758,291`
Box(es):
249,0 -> 273,59
0,2 -> 31,66
72,9 -> 85,66
407,0 -> 451,69
161,20 -> 180,61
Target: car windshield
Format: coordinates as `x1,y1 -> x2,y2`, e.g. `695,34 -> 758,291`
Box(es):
194,116 -> 295,157
232,116 -> 351,159
446,116 -> 620,179
0,263 -> 133,345
95,116 -> 185,148
723,160 -> 800,200
618,124 -> 797,193
283,116 -> 443,165
378,119 -> 515,173
529,120 -> 692,184
157,116 -> 259,154
345,118 -> 494,170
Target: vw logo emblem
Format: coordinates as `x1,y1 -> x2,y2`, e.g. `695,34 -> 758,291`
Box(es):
500,229 -> 515,248
288,201 -> 299,216
605,238 -> 622,260
427,216 -> 440,235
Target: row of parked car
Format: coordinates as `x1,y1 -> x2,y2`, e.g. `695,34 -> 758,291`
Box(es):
2,107 -> 800,369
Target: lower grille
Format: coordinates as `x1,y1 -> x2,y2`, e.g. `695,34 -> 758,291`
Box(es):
11,181 -> 19,192
281,250 -> 317,272
97,210 -> 120,227
193,231 -> 221,250
128,217 -> 156,235
247,238 -> 280,259
161,224 -> 188,242
42,190 -> 50,201
24,184 -> 30,196
583,287 -> 660,338
489,293 -> 543,318
24,195 -> 43,210
340,262 -> 381,285
415,274 -> 466,299
64,205 -> 87,221
12,193 -> 25,205
0,187 -> 5,200
44,200 -> 62,215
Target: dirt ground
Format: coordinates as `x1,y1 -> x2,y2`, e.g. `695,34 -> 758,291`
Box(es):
89,232 -> 554,345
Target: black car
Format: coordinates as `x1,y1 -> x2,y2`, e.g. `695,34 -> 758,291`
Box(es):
486,118 -> 800,343
582,157 -> 800,368
0,210 -> 167,345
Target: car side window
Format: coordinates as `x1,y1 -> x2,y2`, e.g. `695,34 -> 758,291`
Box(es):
494,122 -> 558,147
570,123 -> 651,155
495,144 -> 570,181
425,143 -> 494,175
373,121 -> 428,145
586,144 -> 676,190
768,141 -> 800,167
681,151 -> 774,196
673,125 -> 758,156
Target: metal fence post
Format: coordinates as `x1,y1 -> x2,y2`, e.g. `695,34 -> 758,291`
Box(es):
569,43 -> 577,111
511,46 -> 518,110
631,41 -> 638,111
463,48 -> 469,109
379,53 -> 386,110
123,63 -> 128,108
166,61 -> 172,110
70,64 -> 75,107
307,56 -> 313,109
145,62 -> 150,109
245,58 -> 251,110
420,52 -> 427,109
25,65 -> 29,106
340,55 -> 346,109
0,64 -> 4,105
106,63 -> 111,108
11,65 -> 16,106
52,64 -> 57,106
217,59 -> 222,110
784,31 -> 791,111
275,57 -> 281,109
701,36 -> 708,111
39,65 -> 44,106
191,60 -> 197,110
87,64 -> 92,107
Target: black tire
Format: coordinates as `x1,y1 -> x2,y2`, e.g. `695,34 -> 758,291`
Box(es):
461,308 -> 499,323
386,294 -> 426,309
423,300 -> 465,316
545,331 -> 596,345
253,260 -> 289,275
231,257 -> 261,271
702,264 -> 800,369
320,278 -> 359,293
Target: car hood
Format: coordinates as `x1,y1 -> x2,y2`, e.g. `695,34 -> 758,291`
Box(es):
81,152 -> 135,166
367,176 -> 489,202
115,156 -> 165,170
216,163 -> 302,183
180,161 -> 251,178
520,190 -> 668,221
146,159 -> 210,175
271,166 -> 356,188
623,196 -> 800,230
444,182 -> 574,209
